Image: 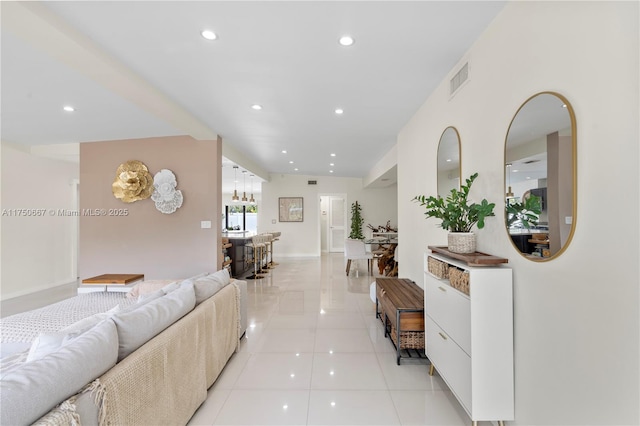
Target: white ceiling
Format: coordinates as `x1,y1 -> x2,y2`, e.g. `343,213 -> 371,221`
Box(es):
1,1 -> 506,194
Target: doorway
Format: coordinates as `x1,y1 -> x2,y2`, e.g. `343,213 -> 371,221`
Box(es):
320,194 -> 347,253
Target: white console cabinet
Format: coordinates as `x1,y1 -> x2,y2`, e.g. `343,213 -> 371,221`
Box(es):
424,250 -> 514,424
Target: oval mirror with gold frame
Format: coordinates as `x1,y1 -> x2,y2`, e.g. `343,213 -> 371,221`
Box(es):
505,92 -> 576,261
437,127 -> 461,197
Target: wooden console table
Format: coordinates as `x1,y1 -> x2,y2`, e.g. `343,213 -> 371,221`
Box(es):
375,277 -> 426,365
79,273 -> 144,294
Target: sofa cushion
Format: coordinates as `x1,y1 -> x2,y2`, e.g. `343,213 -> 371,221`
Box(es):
126,279 -> 177,299
0,319 -> 118,426
161,280 -> 182,294
111,281 -> 196,361
188,272 -> 210,281
59,305 -> 121,335
193,270 -> 231,305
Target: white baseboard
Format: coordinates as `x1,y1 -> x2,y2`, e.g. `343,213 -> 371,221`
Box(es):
1,279 -> 78,317
1,277 -> 77,301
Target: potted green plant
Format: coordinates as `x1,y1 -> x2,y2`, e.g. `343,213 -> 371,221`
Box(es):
412,172 -> 495,253
349,201 -> 365,240
506,194 -> 541,229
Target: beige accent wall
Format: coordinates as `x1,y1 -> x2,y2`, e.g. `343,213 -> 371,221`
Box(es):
79,135 -> 221,281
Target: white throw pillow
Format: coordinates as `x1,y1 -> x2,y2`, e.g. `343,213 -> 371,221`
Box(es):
111,280 -> 196,361
0,319 -> 118,426
26,332 -> 77,362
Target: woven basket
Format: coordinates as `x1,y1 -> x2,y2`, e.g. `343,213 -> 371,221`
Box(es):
449,266 -> 470,295
427,256 -> 449,279
448,232 -> 476,254
391,324 -> 425,350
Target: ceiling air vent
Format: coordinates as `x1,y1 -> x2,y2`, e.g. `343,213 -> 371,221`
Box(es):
308,180 -> 317,185
450,62 -> 469,95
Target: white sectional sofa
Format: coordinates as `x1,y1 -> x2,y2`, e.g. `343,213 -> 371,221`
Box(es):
0,270 -> 247,425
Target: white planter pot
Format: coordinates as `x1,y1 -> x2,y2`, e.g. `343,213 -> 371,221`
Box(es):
448,232 -> 476,254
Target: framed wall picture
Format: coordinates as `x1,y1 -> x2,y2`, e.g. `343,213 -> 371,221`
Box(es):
279,197 -> 303,222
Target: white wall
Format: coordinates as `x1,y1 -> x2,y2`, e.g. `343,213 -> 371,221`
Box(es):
1,143 -> 79,299
258,173 -> 397,257
398,2 -> 638,425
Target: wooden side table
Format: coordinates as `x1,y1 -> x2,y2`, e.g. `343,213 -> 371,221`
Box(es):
79,274 -> 144,294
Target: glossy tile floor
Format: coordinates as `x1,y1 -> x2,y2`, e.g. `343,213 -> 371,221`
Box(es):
188,253 -> 478,426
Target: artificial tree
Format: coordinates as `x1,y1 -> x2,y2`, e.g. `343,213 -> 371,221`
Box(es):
349,201 -> 365,240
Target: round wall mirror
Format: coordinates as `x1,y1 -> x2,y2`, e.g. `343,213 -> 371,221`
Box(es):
437,127 -> 461,197
505,92 -> 576,261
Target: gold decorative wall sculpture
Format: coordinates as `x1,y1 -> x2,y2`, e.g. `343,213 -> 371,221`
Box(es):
112,160 -> 154,203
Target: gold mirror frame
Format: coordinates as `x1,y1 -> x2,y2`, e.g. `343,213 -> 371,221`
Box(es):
504,92 -> 577,261
437,126 -> 462,197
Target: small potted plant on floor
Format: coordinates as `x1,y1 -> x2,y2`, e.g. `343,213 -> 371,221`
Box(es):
412,173 -> 495,253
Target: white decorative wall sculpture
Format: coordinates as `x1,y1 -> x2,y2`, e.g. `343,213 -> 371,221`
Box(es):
151,169 -> 183,214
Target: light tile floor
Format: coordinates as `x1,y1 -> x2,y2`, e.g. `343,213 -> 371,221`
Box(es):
188,253 -> 479,426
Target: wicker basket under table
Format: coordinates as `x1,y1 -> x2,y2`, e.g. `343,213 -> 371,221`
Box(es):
390,323 -> 425,350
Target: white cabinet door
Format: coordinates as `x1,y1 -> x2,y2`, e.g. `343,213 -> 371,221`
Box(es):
426,317 -> 472,413
425,276 -> 471,355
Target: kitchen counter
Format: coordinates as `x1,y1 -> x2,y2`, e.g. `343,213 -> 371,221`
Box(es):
509,228 -> 547,235
223,230 -> 256,239
222,231 -> 256,277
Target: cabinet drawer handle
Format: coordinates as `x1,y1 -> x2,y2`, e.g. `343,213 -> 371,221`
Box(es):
438,286 -> 447,292
438,332 -> 448,340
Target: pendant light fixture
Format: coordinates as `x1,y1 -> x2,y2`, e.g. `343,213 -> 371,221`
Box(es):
506,163 -> 514,198
241,170 -> 248,203
231,166 -> 240,202
249,174 -> 256,205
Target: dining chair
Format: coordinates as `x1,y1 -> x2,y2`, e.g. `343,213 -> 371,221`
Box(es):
344,238 -> 373,276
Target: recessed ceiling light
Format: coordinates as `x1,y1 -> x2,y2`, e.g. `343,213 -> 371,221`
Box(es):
334,108 -> 344,115
251,104 -> 262,110
446,158 -> 452,162
339,35 -> 354,46
329,163 -> 334,166
282,150 -> 287,154
562,104 -> 567,108
289,161 -> 294,164
329,170 -> 334,173
200,30 -> 218,40
63,106 -> 75,112
330,153 -> 336,157
201,30 -> 217,40
294,168 -> 299,171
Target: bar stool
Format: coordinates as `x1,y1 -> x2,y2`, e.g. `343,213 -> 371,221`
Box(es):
245,235 -> 267,280
260,233 -> 274,270
266,231 -> 280,267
